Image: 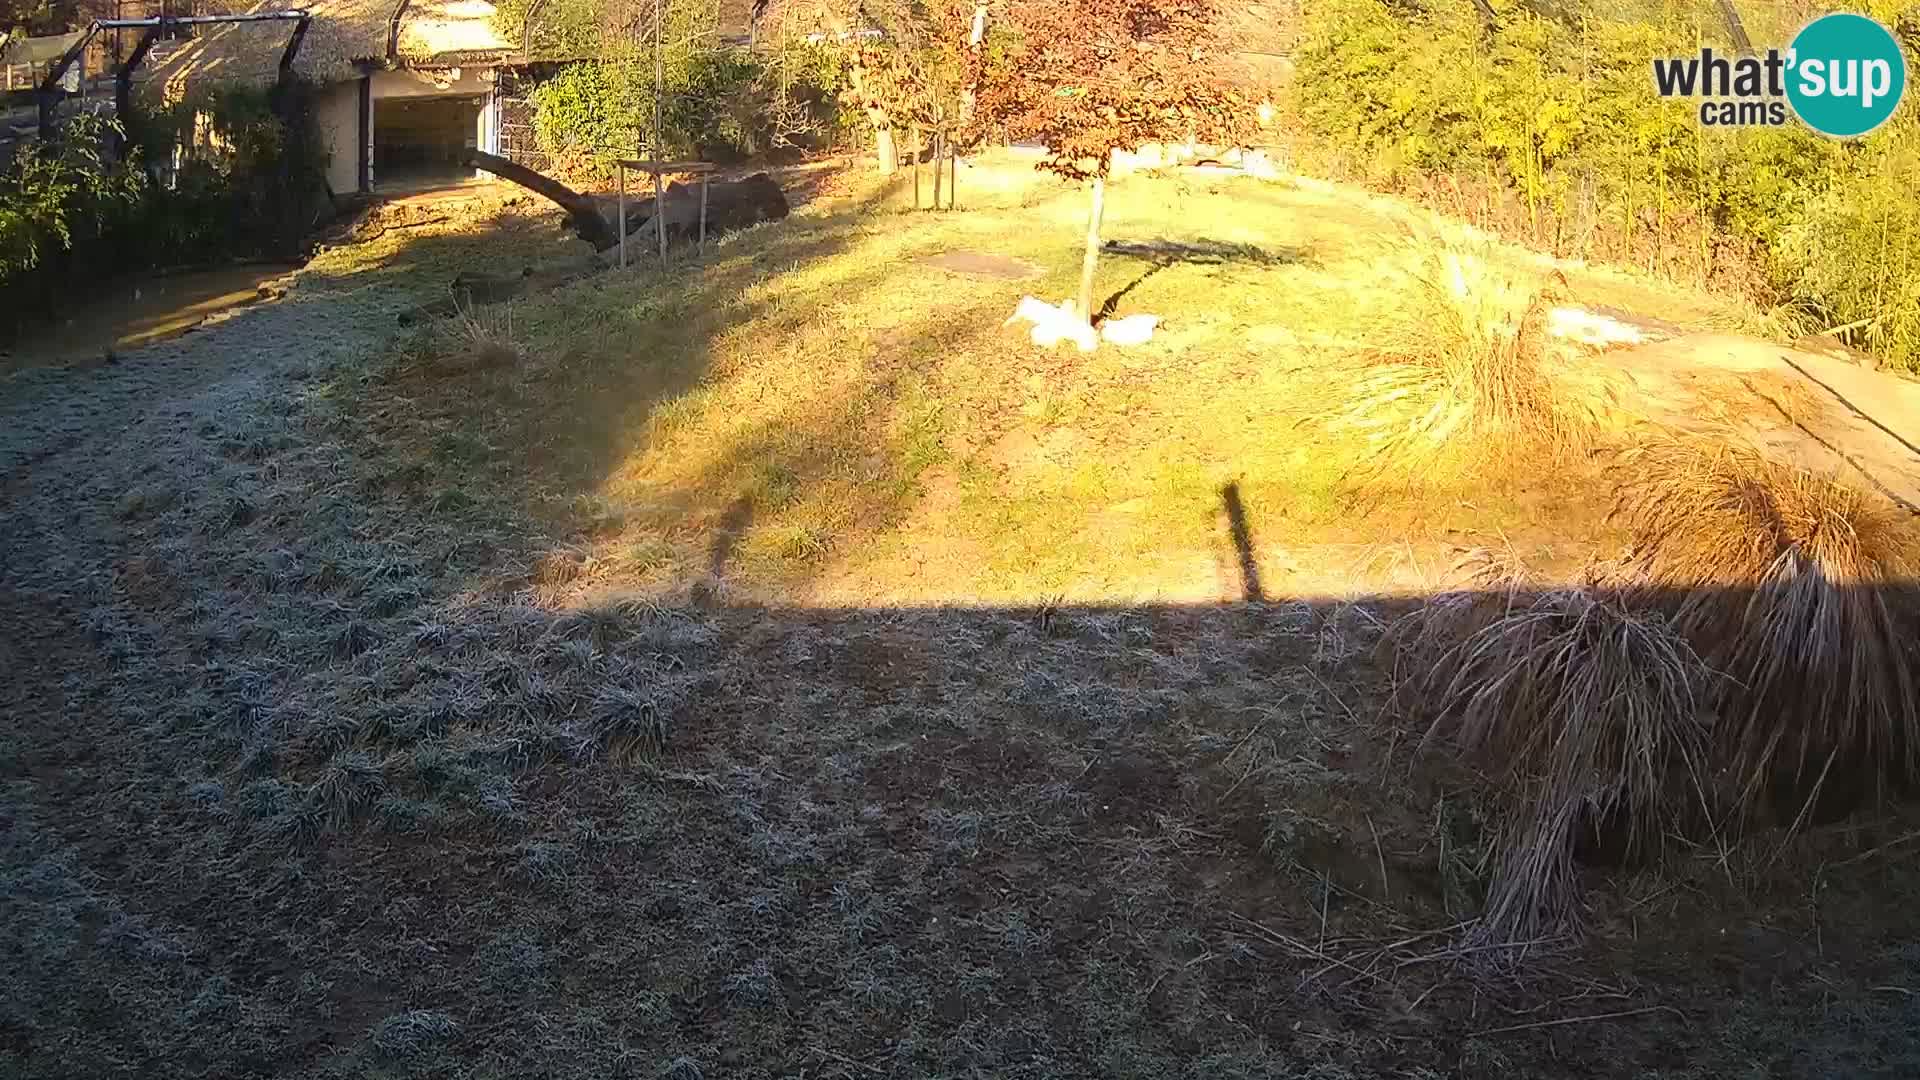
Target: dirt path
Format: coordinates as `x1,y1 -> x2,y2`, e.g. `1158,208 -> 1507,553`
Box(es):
0,263 -> 302,375
1610,332 -> 1920,513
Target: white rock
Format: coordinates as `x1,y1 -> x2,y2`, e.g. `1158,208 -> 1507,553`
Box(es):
1547,306 -> 1648,348
1007,295 -> 1098,352
1101,314 -> 1161,347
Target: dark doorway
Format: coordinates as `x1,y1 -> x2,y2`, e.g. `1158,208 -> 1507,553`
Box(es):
373,95 -> 483,188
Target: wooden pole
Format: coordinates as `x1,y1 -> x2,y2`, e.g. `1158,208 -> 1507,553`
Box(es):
1077,176 -> 1106,325
699,177 -> 708,252
653,0 -> 666,266
618,164 -> 627,268
652,0 -> 664,146
911,123 -> 921,209
931,128 -> 944,210
655,167 -> 666,264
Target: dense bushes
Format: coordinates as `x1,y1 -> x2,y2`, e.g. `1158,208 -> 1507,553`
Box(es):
530,43 -> 846,175
1294,0 -> 1920,370
0,115 -> 145,289
137,82 -> 332,261
0,83 -> 328,343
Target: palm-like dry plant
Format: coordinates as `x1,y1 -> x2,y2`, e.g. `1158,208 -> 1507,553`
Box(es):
1609,435 -> 1920,821
1399,578 -> 1716,942
1323,242 -> 1613,468
439,301 -> 523,373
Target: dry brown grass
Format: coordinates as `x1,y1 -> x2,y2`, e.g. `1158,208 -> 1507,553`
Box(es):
1609,435 -> 1920,819
1397,559 -> 1716,943
436,303 -> 524,374
1322,242 -> 1613,470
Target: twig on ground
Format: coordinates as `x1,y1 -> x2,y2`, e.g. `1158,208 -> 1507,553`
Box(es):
1367,813 -> 1392,903
1833,829 -> 1920,868
1217,754 -> 1261,804
1470,1005 -> 1679,1038
810,1046 -> 886,1075
1306,668 -> 1360,725
1229,911 -> 1391,987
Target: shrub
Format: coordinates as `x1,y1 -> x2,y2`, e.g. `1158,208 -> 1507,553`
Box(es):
1319,240 -> 1611,468
1608,436 -> 1920,818
1402,581 -> 1715,943
0,115 -> 145,336
1292,0 -> 1920,370
1780,134 -> 1920,372
1,84 -> 328,344
530,42 -> 845,174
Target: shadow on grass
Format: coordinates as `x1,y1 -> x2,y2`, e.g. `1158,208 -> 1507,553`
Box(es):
1097,238 -> 1313,322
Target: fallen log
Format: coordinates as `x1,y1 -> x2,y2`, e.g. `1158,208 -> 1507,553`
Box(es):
461,148 -> 619,251
615,173 -> 792,250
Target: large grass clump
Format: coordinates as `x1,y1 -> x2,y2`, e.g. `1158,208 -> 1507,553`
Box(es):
1401,436 -> 1920,938
1610,436 -> 1920,819
1398,563 -> 1715,942
1323,242 -> 1611,469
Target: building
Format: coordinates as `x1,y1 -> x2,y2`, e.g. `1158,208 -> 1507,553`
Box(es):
2,29 -> 93,91
138,0 -> 515,194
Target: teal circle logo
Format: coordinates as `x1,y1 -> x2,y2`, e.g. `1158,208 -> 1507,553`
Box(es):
1786,13 -> 1908,138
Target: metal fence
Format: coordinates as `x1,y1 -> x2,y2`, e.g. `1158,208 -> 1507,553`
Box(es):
495,69 -> 551,174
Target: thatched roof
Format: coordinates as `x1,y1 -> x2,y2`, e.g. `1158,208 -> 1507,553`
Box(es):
139,0 -> 511,101
1,29 -> 87,66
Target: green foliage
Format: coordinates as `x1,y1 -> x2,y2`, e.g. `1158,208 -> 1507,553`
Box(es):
531,41 -> 846,169
136,81 -> 332,260
491,0 -> 603,58
1,82 -> 329,343
1782,136 -> 1920,368
1295,0 -> 1920,370
531,58 -> 648,159
0,114 -> 144,285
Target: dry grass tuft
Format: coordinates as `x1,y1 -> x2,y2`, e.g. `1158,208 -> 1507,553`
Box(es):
1401,582 -> 1716,943
1323,243 -> 1612,468
1609,435 -> 1920,816
436,303 -> 524,373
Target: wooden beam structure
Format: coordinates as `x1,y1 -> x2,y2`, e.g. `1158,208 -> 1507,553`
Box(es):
617,159 -> 719,268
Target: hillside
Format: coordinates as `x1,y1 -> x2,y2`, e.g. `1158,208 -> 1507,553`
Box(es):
3,158 -> 1920,1078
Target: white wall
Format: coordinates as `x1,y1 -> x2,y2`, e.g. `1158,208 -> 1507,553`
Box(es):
475,88 -> 497,159
314,78 -> 363,196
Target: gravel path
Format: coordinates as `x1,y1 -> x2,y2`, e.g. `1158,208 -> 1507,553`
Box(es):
0,284 -> 399,486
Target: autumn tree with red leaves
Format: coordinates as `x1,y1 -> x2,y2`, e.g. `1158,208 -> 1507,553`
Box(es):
787,0 -> 985,176
975,0 -> 1249,324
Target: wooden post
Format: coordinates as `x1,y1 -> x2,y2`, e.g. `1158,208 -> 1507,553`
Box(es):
699,177 -> 709,252
911,123 -> 921,209
931,129 -> 944,211
653,0 -> 665,265
652,0 -> 664,151
655,167 -> 666,265
1077,176 -> 1105,326
618,163 -> 627,268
